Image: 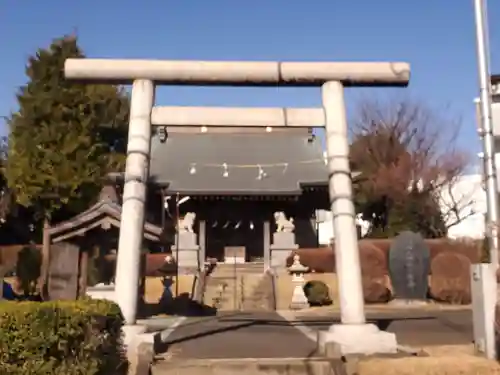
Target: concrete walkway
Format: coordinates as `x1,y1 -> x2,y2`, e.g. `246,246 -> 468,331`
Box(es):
155,308 -> 473,360
157,312 -> 318,359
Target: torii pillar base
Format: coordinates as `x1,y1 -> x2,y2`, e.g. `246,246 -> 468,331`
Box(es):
318,323 -> 397,356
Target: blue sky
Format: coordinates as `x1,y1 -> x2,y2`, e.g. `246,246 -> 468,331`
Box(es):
1,0 -> 499,156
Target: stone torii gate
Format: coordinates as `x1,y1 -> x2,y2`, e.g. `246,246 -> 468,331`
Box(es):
65,59 -> 410,354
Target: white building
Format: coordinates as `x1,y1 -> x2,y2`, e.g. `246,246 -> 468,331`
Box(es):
436,172 -> 486,239
317,211 -> 371,245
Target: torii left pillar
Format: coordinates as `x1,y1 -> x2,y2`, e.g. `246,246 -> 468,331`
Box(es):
319,80 -> 397,354
114,80 -> 154,342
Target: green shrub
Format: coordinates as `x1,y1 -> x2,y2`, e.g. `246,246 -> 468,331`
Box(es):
0,298 -> 128,375
303,280 -> 332,306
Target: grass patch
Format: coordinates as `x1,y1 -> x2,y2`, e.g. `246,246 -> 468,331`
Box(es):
357,345 -> 500,375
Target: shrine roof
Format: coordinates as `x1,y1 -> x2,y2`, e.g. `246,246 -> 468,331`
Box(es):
149,131 -> 348,195
47,199 -> 162,243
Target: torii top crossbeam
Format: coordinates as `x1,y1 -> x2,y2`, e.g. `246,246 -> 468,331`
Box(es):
64,59 -> 410,87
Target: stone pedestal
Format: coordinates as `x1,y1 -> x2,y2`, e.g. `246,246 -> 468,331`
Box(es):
86,284 -> 117,303
389,299 -> 428,306
172,232 -> 200,274
290,285 -> 309,310
270,232 -> 298,268
263,221 -> 271,270
122,324 -> 149,358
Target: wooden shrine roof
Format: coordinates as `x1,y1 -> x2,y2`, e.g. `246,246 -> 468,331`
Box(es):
148,131 -> 359,195
47,199 -> 162,243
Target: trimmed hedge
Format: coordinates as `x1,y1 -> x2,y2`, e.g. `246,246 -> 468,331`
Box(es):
284,239 -> 480,305
286,238 -> 481,274
368,238 -> 482,265
429,251 -> 472,304
286,247 -> 335,273
0,298 -> 127,375
359,243 -> 386,279
359,243 -> 392,303
362,278 -> 391,304
104,253 -> 176,277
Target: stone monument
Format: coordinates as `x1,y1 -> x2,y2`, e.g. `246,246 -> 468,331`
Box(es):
388,231 -> 430,303
288,254 -> 310,310
171,212 -> 200,273
270,211 -> 298,268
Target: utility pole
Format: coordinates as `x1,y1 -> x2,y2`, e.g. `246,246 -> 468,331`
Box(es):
474,0 -> 499,268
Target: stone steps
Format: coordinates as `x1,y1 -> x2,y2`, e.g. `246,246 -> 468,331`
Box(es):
239,276 -> 264,310
213,262 -> 265,275
203,269 -> 266,311
203,277 -> 232,310
241,273 -> 275,311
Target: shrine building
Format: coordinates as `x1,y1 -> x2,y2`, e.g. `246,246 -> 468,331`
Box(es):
146,127 -> 357,271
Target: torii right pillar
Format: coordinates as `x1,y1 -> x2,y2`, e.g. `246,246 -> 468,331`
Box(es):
320,80 -> 397,354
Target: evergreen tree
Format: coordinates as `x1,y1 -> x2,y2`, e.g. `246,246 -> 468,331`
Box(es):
5,35 -> 130,225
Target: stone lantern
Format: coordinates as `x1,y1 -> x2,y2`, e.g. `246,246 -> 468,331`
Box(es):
288,254 -> 309,310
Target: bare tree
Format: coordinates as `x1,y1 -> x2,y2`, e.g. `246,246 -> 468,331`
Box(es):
350,97 -> 474,235
433,173 -> 481,231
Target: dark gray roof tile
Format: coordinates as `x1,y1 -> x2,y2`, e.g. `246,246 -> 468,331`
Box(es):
149,132 -> 329,195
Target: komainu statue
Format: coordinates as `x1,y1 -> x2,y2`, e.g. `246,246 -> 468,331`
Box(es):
274,211 -> 295,233
178,212 -> 196,233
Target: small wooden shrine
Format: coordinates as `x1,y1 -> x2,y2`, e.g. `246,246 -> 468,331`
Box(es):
42,184 -> 163,300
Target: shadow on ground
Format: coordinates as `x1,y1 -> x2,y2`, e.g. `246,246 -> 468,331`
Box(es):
153,310 -> 473,359
138,293 -> 217,318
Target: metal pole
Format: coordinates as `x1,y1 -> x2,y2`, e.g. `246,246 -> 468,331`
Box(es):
160,188 -> 166,253
474,0 -> 499,268
175,192 -> 180,297
233,255 -> 237,310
